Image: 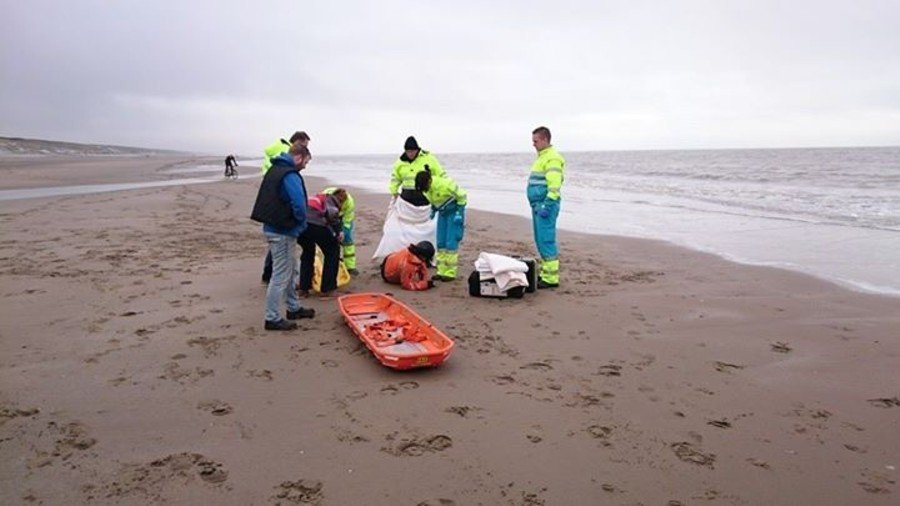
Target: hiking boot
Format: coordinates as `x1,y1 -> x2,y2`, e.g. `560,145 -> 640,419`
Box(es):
261,275 -> 270,285
264,319 -> 297,331
537,279 -> 559,289
287,307 -> 315,320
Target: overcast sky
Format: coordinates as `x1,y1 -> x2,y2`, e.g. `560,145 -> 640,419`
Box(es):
2,0 -> 898,155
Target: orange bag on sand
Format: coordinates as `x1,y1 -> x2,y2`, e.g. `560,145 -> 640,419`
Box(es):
312,246 -> 351,293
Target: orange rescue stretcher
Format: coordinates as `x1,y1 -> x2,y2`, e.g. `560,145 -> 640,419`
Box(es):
336,293 -> 455,370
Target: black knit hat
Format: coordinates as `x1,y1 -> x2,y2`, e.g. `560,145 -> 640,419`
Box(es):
408,241 -> 435,263
404,136 -> 420,151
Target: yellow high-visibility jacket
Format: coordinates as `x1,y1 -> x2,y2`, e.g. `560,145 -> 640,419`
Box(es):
389,150 -> 446,195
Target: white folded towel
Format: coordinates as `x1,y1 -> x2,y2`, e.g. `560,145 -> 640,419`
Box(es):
474,252 -> 528,291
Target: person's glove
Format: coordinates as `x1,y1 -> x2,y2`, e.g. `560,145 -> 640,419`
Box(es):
453,211 -> 463,224
538,206 -> 550,218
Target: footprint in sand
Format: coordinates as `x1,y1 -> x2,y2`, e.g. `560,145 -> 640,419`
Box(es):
197,400 -> 233,416
771,341 -> 792,353
89,453 -> 228,501
857,469 -> 895,494
445,406 -> 480,418
671,442 -> 716,468
384,434 -> 453,457
867,397 -> 900,408
595,364 -> 622,377
0,405 -> 40,423
491,375 -> 516,385
586,425 -> 613,443
381,381 -> 419,395
272,479 -> 324,504
746,458 -> 771,469
707,418 -> 732,429
247,369 -> 274,381
520,361 -> 554,372
417,499 -> 456,506
713,361 -> 744,373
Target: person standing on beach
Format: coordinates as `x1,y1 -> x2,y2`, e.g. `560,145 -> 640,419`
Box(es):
250,145 -> 316,330
389,136 -> 446,205
262,131 -> 311,283
527,126 -> 566,289
261,131 -> 310,175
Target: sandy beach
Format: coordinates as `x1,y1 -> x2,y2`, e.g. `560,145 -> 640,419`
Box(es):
1,154 -> 898,505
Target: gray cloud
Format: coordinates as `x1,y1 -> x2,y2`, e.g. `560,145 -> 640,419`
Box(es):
2,0 -> 898,155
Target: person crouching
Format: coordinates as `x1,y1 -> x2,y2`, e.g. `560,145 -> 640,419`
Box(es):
381,241 -> 435,291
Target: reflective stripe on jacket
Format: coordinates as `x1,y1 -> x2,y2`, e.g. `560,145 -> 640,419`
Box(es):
389,150 -> 446,195
527,145 -> 566,203
426,174 -> 467,209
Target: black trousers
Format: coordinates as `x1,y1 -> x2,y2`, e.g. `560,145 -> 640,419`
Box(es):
297,224 -> 341,292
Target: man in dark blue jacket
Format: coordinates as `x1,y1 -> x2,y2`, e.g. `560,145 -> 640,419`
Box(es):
250,147 -> 316,330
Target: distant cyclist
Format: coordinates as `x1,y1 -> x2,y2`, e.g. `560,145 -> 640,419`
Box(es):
224,154 -> 238,179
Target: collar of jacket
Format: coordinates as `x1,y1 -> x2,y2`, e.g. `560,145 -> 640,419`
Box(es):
271,152 -> 296,168
400,149 -> 429,162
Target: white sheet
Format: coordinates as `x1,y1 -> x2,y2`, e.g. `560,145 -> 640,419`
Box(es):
372,197 -> 437,261
474,252 -> 528,291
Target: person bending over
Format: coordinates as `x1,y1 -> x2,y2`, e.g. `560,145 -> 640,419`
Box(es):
417,170 -> 467,281
297,188 -> 348,296
322,187 -> 358,275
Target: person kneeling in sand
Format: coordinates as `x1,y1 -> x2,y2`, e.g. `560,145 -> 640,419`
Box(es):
380,241 -> 435,291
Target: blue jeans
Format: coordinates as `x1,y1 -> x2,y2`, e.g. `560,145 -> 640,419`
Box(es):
264,232 -> 300,322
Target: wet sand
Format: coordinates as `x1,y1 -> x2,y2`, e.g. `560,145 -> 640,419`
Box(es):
1,155 -> 898,505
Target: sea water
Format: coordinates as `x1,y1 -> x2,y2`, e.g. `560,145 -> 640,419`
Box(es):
311,147 -> 900,296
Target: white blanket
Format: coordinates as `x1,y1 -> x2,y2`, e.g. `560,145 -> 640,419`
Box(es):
474,252 -> 528,292
372,198 -> 437,261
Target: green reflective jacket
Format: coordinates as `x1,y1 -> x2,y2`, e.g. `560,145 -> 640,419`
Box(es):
529,146 -> 566,200
322,187 -> 355,226
426,175 -> 467,208
389,150 -> 446,195
261,139 -> 292,174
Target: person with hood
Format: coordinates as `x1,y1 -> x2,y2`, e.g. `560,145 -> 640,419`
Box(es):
417,170 -> 468,281
380,241 -> 435,291
250,145 -> 316,330
389,136 -> 446,205
297,188 -> 348,296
